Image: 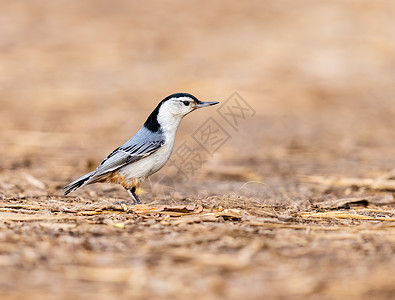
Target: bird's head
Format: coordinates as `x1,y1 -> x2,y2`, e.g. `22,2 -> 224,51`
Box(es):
161,93 -> 219,117
144,93 -> 219,133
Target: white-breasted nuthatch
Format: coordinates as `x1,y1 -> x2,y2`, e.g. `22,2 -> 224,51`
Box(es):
64,93 -> 219,204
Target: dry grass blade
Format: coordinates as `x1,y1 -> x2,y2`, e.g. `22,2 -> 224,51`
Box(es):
23,173 -> 46,190
300,175 -> 395,191
377,168 -> 395,180
0,212 -> 86,222
130,204 -> 199,216
314,197 -> 370,209
64,266 -> 133,283
300,211 -> 395,222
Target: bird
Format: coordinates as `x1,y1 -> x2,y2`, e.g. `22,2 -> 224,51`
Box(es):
64,93 -> 219,204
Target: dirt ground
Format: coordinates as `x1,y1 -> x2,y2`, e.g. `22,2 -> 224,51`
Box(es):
1,1 -> 395,299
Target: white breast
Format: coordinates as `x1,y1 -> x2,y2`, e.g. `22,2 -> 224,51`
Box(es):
117,140 -> 174,181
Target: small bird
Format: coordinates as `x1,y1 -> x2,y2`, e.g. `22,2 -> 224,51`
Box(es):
64,93 -> 219,204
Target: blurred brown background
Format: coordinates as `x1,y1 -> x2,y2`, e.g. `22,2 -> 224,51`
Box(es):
1,1 -> 395,299
2,0 -> 395,182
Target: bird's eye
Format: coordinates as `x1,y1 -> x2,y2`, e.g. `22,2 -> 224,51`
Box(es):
183,101 -> 190,106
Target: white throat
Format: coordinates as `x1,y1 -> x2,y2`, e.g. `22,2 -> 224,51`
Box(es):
157,105 -> 184,141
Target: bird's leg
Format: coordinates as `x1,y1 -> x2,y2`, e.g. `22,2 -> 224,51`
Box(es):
127,186 -> 141,204
114,186 -> 141,206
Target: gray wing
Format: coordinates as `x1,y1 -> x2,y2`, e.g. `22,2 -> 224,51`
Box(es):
64,127 -> 165,195
94,139 -> 164,176
85,126 -> 166,183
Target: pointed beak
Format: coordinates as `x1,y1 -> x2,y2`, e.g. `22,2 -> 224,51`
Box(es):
196,101 -> 219,108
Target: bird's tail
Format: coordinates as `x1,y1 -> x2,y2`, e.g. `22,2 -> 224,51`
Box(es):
64,171 -> 94,195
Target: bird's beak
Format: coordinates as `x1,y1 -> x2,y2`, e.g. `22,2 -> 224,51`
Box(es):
196,101 -> 219,108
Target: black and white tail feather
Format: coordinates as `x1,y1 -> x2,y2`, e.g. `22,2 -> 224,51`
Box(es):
64,172 -> 94,195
